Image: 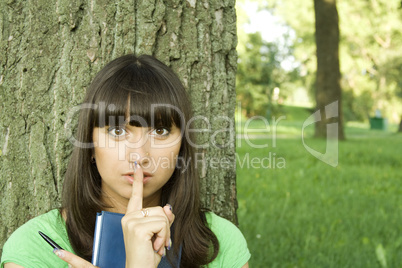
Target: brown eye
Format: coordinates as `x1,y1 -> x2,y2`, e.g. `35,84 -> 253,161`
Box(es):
108,127 -> 126,137
151,128 -> 169,137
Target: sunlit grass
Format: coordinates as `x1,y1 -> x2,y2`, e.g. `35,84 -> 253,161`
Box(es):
236,107 -> 402,267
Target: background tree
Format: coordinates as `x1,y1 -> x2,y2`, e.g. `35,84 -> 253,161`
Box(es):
0,0 -> 238,254
313,0 -> 345,139
261,0 -> 402,129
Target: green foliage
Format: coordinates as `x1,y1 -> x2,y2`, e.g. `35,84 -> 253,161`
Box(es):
338,0 -> 402,121
261,0 -> 402,122
237,33 -> 280,116
236,0 -> 300,118
236,32 -> 297,117
342,89 -> 375,121
237,121 -> 402,267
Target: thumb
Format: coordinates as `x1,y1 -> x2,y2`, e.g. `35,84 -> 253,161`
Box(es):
54,249 -> 99,268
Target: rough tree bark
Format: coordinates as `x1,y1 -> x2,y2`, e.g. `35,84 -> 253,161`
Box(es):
313,0 -> 345,140
0,0 -> 237,254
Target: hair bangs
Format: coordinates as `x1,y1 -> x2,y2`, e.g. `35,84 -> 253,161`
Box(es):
93,62 -> 184,129
92,69 -> 131,128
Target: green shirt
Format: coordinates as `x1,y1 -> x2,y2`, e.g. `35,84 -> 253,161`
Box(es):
1,209 -> 250,268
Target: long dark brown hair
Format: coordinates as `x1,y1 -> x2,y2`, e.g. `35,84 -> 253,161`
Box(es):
62,55 -> 219,267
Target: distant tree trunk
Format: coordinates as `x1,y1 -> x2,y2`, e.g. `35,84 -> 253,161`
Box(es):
398,118 -> 402,132
0,0 -> 237,254
313,0 -> 345,140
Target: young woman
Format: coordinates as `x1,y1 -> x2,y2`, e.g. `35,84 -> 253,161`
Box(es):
1,55 -> 250,268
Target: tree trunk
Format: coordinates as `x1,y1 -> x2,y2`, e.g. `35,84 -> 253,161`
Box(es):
0,0 -> 237,254
398,118 -> 402,132
313,0 -> 345,140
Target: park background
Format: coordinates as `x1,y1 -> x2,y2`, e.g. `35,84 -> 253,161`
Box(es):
0,0 -> 401,267
235,0 -> 402,267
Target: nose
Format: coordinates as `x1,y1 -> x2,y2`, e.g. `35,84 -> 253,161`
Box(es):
128,151 -> 150,168
126,133 -> 150,168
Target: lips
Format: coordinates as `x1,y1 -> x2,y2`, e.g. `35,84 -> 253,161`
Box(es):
123,171 -> 153,184
123,171 -> 152,177
143,172 -> 152,178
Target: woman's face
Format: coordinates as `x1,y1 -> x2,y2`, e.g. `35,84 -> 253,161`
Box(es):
92,123 -> 182,211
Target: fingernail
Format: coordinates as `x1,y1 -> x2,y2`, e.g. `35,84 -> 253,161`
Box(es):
167,238 -> 172,250
166,203 -> 172,211
133,161 -> 138,173
162,247 -> 166,257
53,249 -> 64,258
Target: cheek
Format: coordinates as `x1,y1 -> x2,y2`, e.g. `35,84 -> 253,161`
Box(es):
94,147 -> 109,161
169,145 -> 182,170
94,147 -> 120,169
151,145 -> 181,171
94,150 -> 109,176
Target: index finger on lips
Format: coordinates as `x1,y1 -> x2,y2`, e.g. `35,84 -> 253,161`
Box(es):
126,161 -> 143,213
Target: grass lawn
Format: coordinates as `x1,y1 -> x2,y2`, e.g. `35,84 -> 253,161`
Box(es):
236,107 -> 402,267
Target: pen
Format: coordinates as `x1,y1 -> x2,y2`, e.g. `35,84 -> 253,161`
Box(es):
38,231 -> 64,251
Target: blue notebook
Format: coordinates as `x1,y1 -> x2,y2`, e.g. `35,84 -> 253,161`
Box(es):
91,211 -> 180,268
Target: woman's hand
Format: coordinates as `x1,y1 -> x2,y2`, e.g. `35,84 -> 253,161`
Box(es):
53,249 -> 99,268
121,163 -> 175,268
